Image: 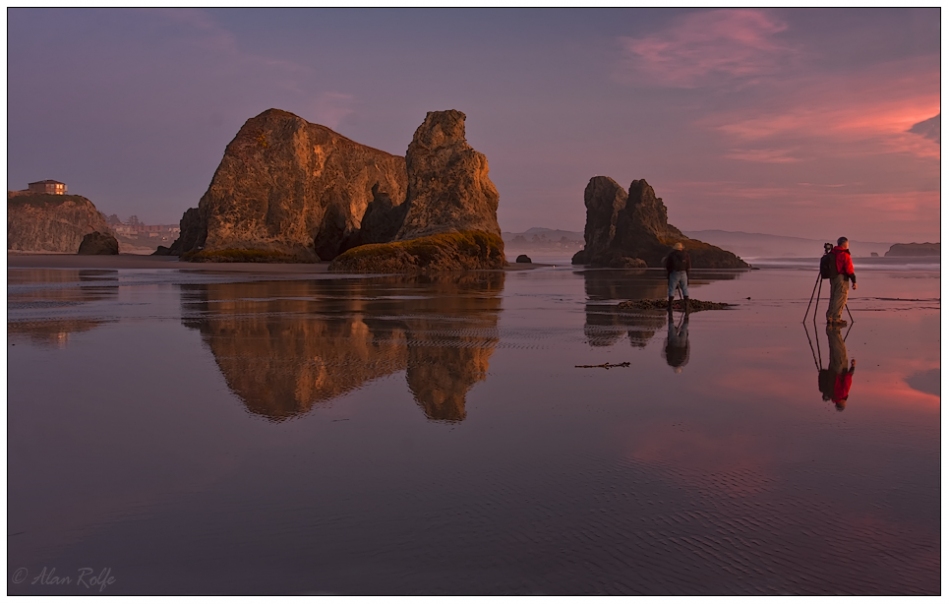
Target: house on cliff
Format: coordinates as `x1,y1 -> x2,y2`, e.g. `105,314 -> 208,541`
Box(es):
28,180 -> 67,195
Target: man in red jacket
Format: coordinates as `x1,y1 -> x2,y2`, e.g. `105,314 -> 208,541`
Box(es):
826,236 -> 858,325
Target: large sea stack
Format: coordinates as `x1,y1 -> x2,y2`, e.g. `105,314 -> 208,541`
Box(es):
572,177 -> 748,269
8,193 -> 112,253
396,110 -> 501,240
172,108 -> 406,262
329,110 -> 505,273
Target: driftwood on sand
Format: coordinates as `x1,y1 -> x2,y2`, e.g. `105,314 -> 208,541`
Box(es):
574,362 -> 631,369
617,299 -> 733,312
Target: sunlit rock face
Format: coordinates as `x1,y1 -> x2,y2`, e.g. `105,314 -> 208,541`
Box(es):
173,109 -> 407,261
8,193 -> 112,253
572,177 -> 748,269
181,273 -> 503,422
329,110 -> 505,274
396,110 -> 501,241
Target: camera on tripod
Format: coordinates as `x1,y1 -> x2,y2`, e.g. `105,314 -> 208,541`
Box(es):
823,242 -> 833,255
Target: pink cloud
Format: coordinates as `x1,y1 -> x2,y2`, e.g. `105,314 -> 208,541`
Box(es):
312,92 -> 356,130
704,55 -> 940,161
150,8 -> 311,84
151,8 -> 240,55
725,148 -> 801,164
617,9 -> 795,87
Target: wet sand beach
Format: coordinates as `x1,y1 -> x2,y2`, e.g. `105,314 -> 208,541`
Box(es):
7,260 -> 939,594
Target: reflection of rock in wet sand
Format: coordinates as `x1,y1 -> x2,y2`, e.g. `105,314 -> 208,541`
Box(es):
583,270 -> 672,348
582,269 -> 739,348
181,273 -> 503,422
8,269 -> 119,347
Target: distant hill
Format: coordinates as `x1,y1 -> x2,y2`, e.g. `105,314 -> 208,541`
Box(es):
683,230 -> 893,259
885,242 -> 940,257
502,227 -> 583,251
504,227 -> 897,260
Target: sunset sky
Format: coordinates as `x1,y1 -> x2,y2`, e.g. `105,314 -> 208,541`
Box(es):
7,8 -> 941,243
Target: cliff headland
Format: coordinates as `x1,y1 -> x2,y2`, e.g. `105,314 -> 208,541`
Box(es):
8,193 -> 112,253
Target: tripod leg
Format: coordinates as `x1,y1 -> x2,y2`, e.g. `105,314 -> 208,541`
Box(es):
845,303 -> 854,323
803,323 -> 820,370
813,278 -> 823,323
803,272 -> 821,322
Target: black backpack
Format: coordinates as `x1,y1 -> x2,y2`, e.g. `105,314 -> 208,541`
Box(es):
819,252 -> 838,280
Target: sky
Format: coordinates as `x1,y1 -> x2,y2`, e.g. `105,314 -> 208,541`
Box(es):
6,8 -> 941,243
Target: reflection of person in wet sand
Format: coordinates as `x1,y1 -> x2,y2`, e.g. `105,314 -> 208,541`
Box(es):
819,325 -> 856,410
663,309 -> 690,373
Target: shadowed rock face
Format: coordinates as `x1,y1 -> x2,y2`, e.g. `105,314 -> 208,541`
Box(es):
572,177 -> 748,269
352,184 -> 409,247
78,231 -> 119,255
181,273 -> 503,422
173,109 -> 407,261
161,208 -> 204,256
8,194 -> 112,253
396,110 -> 501,241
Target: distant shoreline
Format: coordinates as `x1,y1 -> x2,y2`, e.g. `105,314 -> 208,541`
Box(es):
6,252 -> 549,273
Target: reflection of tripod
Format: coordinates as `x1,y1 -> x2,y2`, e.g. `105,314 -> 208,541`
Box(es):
803,249 -> 854,324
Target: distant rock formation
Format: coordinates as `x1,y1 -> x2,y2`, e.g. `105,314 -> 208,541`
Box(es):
884,242 -> 940,257
396,110 -> 501,240
77,231 -> 119,255
329,110 -> 504,273
571,177 -> 748,269
515,254 -> 532,263
8,193 -> 112,253
170,108 -> 407,262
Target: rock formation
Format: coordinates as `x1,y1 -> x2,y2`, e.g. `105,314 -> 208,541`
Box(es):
170,108 -> 407,262
78,231 -> 119,255
329,110 -> 504,273
8,193 -> 112,253
154,208 -> 203,256
167,108 -> 503,269
396,110 -> 501,240
884,242 -> 940,257
572,177 -> 748,269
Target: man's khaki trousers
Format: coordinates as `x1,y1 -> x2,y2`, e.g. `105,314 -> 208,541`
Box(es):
826,274 -> 849,322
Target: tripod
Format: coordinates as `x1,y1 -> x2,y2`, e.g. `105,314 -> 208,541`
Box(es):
803,264 -> 854,324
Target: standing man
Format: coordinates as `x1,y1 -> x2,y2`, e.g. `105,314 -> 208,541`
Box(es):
665,242 -> 691,310
826,237 -> 858,325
